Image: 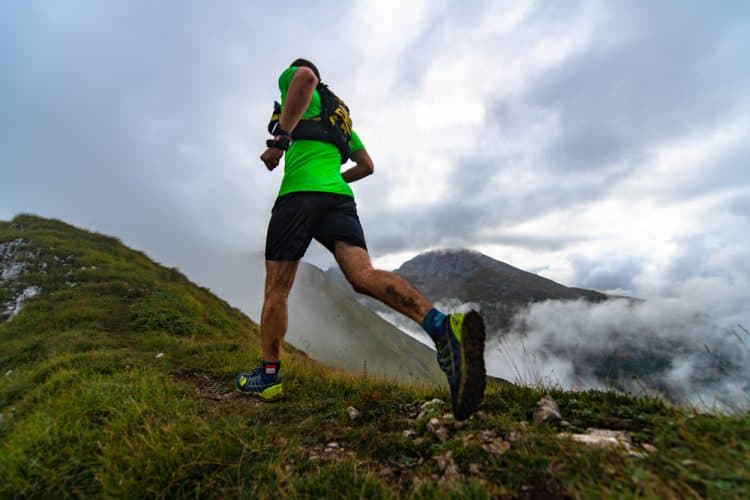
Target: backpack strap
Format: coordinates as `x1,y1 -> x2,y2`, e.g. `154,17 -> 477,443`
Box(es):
266,83 -> 352,164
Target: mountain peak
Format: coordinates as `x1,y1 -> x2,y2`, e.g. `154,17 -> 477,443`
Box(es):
394,248 -> 607,332
399,248 -> 528,276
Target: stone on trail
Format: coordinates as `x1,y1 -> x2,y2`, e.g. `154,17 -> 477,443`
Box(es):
533,395 -> 562,423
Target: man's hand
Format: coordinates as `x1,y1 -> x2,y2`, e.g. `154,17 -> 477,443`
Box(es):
261,147 -> 284,171
341,149 -> 374,183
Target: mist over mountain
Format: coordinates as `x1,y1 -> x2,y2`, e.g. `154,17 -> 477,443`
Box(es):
494,298 -> 749,411
396,249 -> 610,332
328,249 -> 749,411
327,249 -> 609,335
285,262 -> 446,386
84,232 -> 745,411
326,248 -> 610,337
184,252 -> 445,387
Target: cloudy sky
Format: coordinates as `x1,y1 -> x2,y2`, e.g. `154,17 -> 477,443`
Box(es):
2,1 -> 749,327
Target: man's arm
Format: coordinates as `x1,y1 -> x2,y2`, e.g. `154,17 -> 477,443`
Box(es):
278,67 -> 318,133
342,149 -> 374,183
260,67 -> 318,171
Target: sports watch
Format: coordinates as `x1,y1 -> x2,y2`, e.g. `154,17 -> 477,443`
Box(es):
266,124 -> 291,151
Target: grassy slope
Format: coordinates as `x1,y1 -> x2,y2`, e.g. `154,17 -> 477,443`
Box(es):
0,215 -> 747,499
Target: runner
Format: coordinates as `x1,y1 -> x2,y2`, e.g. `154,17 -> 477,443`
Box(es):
235,58 -> 486,419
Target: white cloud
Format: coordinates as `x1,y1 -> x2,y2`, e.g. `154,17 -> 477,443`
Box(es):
344,1 -> 601,211
486,297 -> 750,411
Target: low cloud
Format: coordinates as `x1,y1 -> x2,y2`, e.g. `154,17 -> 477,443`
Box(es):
486,297 -> 750,412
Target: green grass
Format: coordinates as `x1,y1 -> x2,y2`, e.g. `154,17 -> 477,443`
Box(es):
1,214 -> 748,498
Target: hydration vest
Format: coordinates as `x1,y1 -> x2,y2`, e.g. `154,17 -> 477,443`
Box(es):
268,82 -> 353,164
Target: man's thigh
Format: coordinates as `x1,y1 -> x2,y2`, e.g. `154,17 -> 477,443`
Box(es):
333,241 -> 373,281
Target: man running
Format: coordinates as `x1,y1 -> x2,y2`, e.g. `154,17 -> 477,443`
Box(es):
235,58 -> 486,420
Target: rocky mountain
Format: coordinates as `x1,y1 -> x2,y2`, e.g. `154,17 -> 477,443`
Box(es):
396,249 -> 608,331
327,248 -> 609,335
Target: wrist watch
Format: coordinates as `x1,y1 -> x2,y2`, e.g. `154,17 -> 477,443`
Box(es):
267,124 -> 291,150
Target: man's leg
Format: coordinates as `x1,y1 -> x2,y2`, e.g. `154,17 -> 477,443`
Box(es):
235,259 -> 299,400
333,242 -> 432,324
261,259 -> 300,361
334,241 -> 486,420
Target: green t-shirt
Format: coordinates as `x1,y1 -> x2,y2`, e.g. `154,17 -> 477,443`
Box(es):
276,66 -> 365,198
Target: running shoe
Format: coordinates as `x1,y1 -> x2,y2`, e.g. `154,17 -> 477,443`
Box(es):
435,311 -> 486,420
234,367 -> 285,401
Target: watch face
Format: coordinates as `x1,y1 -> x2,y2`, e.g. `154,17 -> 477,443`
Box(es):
266,135 -> 291,150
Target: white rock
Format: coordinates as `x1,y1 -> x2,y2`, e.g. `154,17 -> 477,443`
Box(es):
0,238 -> 25,257
0,239 -> 28,282
346,406 -> 360,421
642,443 -> 658,454
427,417 -> 442,432
483,437 -> 511,455
566,433 -> 620,448
1,263 -> 26,280
479,430 -> 496,442
417,399 -> 446,420
420,399 -> 445,411
508,431 -> 522,442
559,428 -> 639,454
534,395 -> 561,423
6,286 -> 41,320
433,451 -> 460,481
586,428 -> 629,440
434,427 -> 450,442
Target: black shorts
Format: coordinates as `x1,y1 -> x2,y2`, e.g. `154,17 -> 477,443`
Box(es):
265,191 -> 368,261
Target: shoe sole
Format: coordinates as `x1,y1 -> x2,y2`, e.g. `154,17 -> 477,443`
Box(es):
455,311 -> 486,420
236,383 -> 286,402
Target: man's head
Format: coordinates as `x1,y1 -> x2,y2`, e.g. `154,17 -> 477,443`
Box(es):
290,58 -> 321,81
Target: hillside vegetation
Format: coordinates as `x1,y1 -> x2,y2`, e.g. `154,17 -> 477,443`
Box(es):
1,215 -> 748,498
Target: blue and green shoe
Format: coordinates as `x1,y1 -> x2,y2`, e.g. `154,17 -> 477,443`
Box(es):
234,368 -> 285,401
435,311 -> 486,420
